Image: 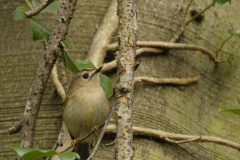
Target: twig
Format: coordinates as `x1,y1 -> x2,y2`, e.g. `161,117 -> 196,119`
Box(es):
106,41 -> 221,67
8,118 -> 27,135
50,64 -> 66,102
137,41 -> 222,65
106,125 -> 240,151
25,0 -> 55,18
88,0 -> 118,67
183,0 -> 193,22
87,103 -> 117,160
18,0 -> 77,148
185,4 -> 212,26
134,75 -> 200,85
107,42 -> 118,51
165,137 -> 201,144
102,47 -> 163,73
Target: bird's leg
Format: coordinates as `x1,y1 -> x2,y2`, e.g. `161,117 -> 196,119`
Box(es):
71,138 -> 80,151
92,125 -> 100,137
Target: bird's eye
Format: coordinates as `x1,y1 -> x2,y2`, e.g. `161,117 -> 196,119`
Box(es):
82,73 -> 89,79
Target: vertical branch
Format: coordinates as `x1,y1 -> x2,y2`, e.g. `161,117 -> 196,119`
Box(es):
115,0 -> 137,159
20,0 -> 77,148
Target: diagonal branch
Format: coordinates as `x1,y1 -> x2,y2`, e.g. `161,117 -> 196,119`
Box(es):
88,0 -> 118,68
25,0 -> 55,18
18,0 -> 77,148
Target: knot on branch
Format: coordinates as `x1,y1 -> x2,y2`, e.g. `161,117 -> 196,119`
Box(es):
117,81 -> 133,93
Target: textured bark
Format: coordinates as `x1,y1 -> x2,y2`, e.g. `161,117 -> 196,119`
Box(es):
1,0 -> 240,159
115,0 -> 137,159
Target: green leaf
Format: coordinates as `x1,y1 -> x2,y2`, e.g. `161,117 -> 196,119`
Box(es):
63,49 -> 80,74
32,0 -> 60,15
31,18 -> 51,41
58,152 -> 80,160
64,36 -> 71,48
219,108 -> 240,115
9,146 -> 80,160
75,59 -> 96,71
14,7 -> 29,20
100,73 -> 113,98
228,29 -> 240,38
212,0 -> 231,6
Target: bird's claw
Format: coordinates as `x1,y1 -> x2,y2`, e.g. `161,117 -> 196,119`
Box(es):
92,126 -> 99,137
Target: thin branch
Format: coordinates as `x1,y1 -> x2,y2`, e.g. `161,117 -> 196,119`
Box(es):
183,0 -> 193,22
88,0 -> 118,68
50,64 -> 66,102
134,75 -> 200,85
169,25 -> 185,43
25,0 -> 55,18
107,42 -> 118,51
18,0 -> 77,148
137,41 -> 222,64
217,34 -> 233,58
102,47 -> 163,73
8,118 -> 27,135
106,125 -> 240,151
25,0 -> 33,10
107,41 -> 221,65
87,103 -> 117,160
185,4 -> 212,26
165,137 -> 201,144
47,52 -> 68,160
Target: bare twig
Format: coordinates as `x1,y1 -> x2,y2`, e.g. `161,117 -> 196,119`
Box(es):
25,0 -> 55,18
102,47 -> 163,73
185,4 -> 212,26
8,118 -> 27,135
107,42 -> 118,51
106,125 -> 240,151
106,40 -> 221,70
50,64 -> 66,102
134,75 -> 201,85
137,41 -> 222,64
88,0 -> 118,68
87,103 -> 117,160
18,0 -> 77,148
165,137 -> 201,144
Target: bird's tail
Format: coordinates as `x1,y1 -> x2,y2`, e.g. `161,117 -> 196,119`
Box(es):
75,143 -> 90,160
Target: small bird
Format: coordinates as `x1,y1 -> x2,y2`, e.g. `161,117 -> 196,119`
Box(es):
62,66 -> 110,160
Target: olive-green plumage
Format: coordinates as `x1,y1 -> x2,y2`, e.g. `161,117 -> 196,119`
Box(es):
63,67 -> 110,160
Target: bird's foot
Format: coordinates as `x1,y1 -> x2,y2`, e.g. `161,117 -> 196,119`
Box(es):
71,138 -> 80,151
92,126 -> 99,137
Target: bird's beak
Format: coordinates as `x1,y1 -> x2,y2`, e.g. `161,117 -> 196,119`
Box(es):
91,66 -> 103,79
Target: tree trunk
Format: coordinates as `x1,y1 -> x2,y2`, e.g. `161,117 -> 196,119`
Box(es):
1,0 -> 240,159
